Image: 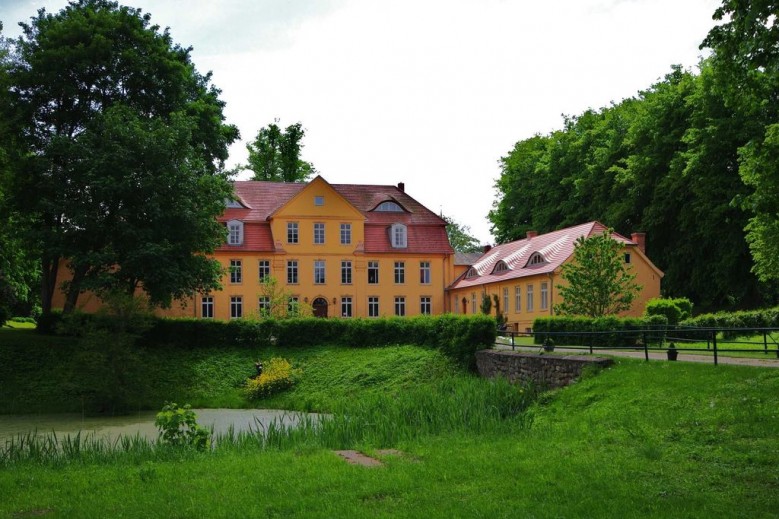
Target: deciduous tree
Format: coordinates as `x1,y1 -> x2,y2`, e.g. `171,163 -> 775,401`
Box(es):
443,214 -> 482,253
245,121 -> 316,182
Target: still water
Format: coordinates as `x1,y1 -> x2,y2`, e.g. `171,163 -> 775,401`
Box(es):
0,409 -> 317,443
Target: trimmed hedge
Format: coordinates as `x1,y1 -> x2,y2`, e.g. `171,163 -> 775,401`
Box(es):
37,312 -> 497,370
645,297 -> 692,325
532,315 -> 669,348
680,306 -> 779,339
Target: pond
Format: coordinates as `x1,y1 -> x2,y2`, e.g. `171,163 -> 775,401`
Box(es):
0,409 -> 320,444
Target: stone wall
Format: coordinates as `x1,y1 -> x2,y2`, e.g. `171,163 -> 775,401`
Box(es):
475,350 -> 613,389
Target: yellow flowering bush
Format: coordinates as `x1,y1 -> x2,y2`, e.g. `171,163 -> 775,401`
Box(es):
245,357 -> 302,399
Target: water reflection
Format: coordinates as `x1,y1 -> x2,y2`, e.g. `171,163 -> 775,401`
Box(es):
0,409 -> 318,443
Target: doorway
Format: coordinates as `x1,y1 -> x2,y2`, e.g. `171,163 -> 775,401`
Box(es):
312,297 -> 328,318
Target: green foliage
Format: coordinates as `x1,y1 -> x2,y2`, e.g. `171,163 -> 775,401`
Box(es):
443,214 -> 482,253
533,315 -> 668,347
244,358 -> 302,400
8,0 -> 238,314
244,121 -> 316,182
480,293 -> 492,315
155,402 -> 211,450
644,297 -> 693,325
555,230 -> 641,317
681,306 -> 779,339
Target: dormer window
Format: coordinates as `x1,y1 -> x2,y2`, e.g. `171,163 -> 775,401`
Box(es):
389,223 -> 407,248
226,220 -> 244,245
492,261 -> 509,274
225,198 -> 243,208
465,267 -> 478,279
526,252 -> 545,266
376,201 -> 404,212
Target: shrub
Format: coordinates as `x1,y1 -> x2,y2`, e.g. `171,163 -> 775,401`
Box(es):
532,315 -> 668,347
155,402 -> 211,450
681,306 -> 779,339
645,297 -> 693,324
244,358 -> 302,399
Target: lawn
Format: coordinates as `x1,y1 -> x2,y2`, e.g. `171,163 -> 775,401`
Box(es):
2,328 -> 778,517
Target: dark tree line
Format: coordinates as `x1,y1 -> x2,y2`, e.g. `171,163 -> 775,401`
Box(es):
489,2 -> 779,311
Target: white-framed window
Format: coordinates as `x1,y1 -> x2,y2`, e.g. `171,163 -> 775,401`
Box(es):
493,261 -> 509,274
376,201 -> 403,212
258,260 -> 270,282
314,260 -> 326,284
453,295 -> 459,314
466,268 -> 478,279
259,296 -> 270,316
230,296 -> 242,319
368,261 -> 379,284
394,296 -> 406,316
527,284 -> 534,312
201,296 -> 214,319
394,261 -> 405,284
287,222 -> 299,244
471,293 -> 477,314
541,282 -> 549,310
287,260 -> 298,284
515,286 -> 521,313
527,253 -> 545,266
314,195 -> 324,206
230,259 -> 242,284
225,198 -> 243,208
340,223 -> 351,245
503,287 -> 509,314
227,220 -> 244,245
341,297 -> 353,318
390,223 -> 407,248
341,261 -> 352,284
368,296 -> 379,317
288,296 -> 300,315
314,222 -> 325,244
420,296 -> 431,315
420,261 -> 431,284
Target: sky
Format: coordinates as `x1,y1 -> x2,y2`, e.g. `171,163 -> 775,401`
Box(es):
1,0 -> 722,244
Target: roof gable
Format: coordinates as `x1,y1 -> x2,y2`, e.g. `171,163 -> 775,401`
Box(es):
271,175 -> 365,220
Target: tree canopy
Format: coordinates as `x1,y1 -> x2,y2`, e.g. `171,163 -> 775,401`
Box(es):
6,0 -> 239,313
443,214 -> 482,253
555,231 -> 641,318
244,121 -> 316,182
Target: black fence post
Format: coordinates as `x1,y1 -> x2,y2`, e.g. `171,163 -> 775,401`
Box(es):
511,331 -> 515,351
764,330 -> 768,355
712,330 -> 718,366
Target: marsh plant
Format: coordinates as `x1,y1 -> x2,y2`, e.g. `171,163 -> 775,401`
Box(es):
155,402 -> 211,451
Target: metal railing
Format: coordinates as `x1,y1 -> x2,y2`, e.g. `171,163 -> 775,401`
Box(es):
496,326 -> 779,365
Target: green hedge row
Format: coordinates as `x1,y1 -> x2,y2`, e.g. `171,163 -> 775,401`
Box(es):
644,297 -> 693,325
680,306 -> 779,339
532,315 -> 669,348
38,312 -> 497,370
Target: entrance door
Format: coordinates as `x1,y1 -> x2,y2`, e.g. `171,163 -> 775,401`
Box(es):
312,297 -> 328,318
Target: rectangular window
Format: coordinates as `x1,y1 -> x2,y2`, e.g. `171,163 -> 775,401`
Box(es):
368,296 -> 379,317
394,261 -> 405,284
314,195 -> 324,206
527,285 -> 534,312
314,260 -> 326,284
341,260 -> 352,284
230,296 -> 242,319
340,223 -> 351,245
228,222 -> 242,245
471,293 -> 477,314
288,296 -> 299,315
201,296 -> 214,319
368,261 -> 379,284
624,253 -> 631,264
258,260 -> 271,282
503,287 -> 509,315
515,286 -> 521,313
419,261 -> 431,284
453,296 -> 459,314
394,296 -> 406,317
314,222 -> 325,244
230,259 -> 242,284
541,282 -> 549,310
287,222 -> 298,244
287,260 -> 298,284
341,297 -> 352,318
420,296 -> 431,315
258,296 -> 270,316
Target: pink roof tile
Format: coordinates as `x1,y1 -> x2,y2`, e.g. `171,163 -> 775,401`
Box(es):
448,222 -> 634,289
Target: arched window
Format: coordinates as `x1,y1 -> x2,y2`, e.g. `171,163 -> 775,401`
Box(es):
492,261 -> 509,274
226,220 -> 244,245
526,252 -> 545,266
376,201 -> 404,212
389,223 -> 407,248
465,267 -> 478,279
225,198 -> 243,208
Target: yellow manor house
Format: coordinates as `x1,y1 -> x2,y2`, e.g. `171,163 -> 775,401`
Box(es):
53,176 -> 662,327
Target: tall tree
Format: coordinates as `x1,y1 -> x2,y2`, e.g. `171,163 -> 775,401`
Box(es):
443,215 -> 482,253
555,230 -> 641,318
245,121 -> 316,182
8,0 -> 239,313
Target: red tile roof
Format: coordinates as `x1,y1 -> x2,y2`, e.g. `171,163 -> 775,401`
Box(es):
217,179 -> 453,254
448,222 -> 634,289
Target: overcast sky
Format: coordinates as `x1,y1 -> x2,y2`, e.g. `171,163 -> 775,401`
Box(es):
1,0 -> 721,243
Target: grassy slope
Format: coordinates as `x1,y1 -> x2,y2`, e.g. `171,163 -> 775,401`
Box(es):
2,330 -> 778,517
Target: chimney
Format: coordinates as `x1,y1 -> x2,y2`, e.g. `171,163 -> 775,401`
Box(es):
631,232 -> 646,254
483,244 -> 492,253
397,182 -> 405,192
526,230 -> 538,239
